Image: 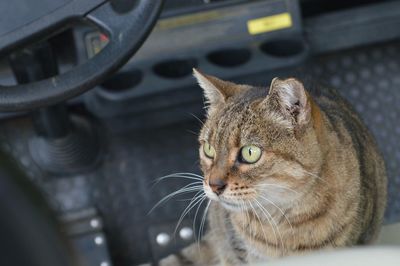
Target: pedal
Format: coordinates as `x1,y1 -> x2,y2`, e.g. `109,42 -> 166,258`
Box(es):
60,208 -> 112,266
148,219 -> 196,262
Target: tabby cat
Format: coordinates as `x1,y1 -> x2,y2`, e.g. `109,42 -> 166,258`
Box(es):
156,69 -> 387,266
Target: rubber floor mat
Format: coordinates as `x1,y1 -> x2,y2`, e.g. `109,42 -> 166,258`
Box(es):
305,42 -> 400,223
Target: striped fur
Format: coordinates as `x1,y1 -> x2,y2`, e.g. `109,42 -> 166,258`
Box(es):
156,71 -> 387,266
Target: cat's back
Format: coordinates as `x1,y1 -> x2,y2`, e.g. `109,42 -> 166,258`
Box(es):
307,81 -> 387,244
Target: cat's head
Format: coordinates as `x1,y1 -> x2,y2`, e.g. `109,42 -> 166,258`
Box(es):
194,69 -> 323,211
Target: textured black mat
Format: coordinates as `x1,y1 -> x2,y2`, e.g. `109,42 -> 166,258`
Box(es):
305,42 -> 400,223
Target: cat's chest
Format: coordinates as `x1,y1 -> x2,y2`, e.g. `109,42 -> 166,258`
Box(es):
210,204 -> 273,263
235,231 -> 271,263
224,214 -> 271,263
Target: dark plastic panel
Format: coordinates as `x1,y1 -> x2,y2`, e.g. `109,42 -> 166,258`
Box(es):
82,0 -> 400,120
0,0 -> 71,36
0,0 -> 105,56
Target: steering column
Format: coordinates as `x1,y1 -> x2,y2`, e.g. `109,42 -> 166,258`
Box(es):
9,43 -> 100,175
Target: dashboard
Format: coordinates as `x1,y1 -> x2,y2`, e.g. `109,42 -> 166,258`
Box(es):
0,0 -> 398,126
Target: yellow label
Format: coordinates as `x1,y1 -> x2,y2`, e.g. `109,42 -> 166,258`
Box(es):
247,13 -> 292,35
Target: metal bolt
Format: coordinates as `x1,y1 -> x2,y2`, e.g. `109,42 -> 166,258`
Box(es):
94,236 -> 104,245
156,232 -> 171,246
179,227 -> 193,240
90,219 -> 100,228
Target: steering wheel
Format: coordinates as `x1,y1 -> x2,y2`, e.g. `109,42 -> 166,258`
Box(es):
0,0 -> 163,111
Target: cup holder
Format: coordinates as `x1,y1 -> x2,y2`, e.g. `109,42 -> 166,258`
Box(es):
207,48 -> 251,67
101,69 -> 143,93
260,39 -> 305,57
153,58 -> 197,79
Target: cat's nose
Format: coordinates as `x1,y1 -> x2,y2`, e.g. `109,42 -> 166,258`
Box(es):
209,178 -> 227,195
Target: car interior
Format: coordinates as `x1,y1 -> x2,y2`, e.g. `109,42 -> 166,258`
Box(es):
0,0 -> 399,266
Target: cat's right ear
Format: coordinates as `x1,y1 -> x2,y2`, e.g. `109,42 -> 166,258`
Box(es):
193,68 -> 244,108
265,77 -> 311,132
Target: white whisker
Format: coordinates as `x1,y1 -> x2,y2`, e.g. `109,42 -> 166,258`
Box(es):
258,195 -> 294,235
249,200 -> 268,247
174,194 -> 206,235
189,113 -> 207,128
255,183 -> 300,195
253,198 -> 283,252
197,199 -> 211,252
244,200 -> 254,242
192,192 -> 207,243
148,183 -> 203,213
302,170 -> 328,184
153,172 -> 204,185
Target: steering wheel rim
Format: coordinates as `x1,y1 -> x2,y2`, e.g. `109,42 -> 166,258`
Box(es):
0,0 -> 163,112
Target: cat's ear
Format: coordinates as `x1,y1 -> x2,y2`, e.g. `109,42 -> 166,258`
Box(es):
266,77 -> 311,130
193,68 -> 243,106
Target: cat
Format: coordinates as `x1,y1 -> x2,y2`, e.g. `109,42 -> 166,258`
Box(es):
153,69 -> 387,266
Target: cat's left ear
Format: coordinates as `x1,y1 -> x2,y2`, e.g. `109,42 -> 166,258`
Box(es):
266,77 -> 311,130
193,68 -> 246,107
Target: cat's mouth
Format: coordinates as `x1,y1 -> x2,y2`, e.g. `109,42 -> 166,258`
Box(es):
204,184 -> 250,212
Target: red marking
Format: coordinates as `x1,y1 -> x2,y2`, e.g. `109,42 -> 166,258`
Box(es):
100,34 -> 109,42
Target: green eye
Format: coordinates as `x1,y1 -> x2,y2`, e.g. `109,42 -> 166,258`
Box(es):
240,145 -> 262,163
203,142 -> 216,159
